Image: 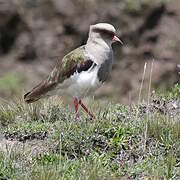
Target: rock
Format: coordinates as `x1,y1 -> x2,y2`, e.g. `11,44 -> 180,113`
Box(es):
16,33 -> 37,62
0,13 -> 22,54
0,0 -> 179,103
52,0 -> 75,17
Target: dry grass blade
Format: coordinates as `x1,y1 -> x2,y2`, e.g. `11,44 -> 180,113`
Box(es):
136,62 -> 147,119
144,60 -> 154,151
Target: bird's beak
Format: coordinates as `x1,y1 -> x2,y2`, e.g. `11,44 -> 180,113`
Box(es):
113,35 -> 123,45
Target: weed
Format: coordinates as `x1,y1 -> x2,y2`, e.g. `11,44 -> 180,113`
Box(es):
0,84 -> 179,179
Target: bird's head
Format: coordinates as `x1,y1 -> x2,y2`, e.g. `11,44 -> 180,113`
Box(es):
88,23 -> 123,46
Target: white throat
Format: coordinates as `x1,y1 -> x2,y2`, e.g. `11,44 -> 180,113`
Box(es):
85,38 -> 112,65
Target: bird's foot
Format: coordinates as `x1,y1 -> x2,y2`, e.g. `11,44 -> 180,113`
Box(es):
75,113 -> 79,121
79,100 -> 95,120
74,98 -> 95,121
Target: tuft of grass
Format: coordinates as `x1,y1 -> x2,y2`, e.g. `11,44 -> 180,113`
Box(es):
168,83 -> 180,100
147,114 -> 180,144
0,73 -> 25,96
0,84 -> 179,179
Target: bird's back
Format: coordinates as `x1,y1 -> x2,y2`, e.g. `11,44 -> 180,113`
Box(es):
24,46 -> 95,102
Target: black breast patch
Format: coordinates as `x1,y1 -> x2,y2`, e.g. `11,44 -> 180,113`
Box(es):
97,60 -> 112,83
77,60 -> 95,73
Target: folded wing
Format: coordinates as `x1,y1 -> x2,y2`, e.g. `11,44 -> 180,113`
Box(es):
24,46 -> 95,103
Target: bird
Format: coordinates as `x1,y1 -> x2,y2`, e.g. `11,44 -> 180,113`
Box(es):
24,23 -> 122,120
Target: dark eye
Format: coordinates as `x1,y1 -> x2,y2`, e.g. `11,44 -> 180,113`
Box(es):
110,32 -> 115,38
101,31 -> 114,38
107,32 -> 114,39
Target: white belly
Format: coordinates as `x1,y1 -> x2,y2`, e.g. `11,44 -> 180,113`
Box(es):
55,66 -> 101,98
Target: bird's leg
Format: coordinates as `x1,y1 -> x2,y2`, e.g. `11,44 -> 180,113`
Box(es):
74,97 -> 79,120
79,100 -> 95,119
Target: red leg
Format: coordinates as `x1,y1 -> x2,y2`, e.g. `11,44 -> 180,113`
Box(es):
74,98 -> 79,120
79,100 -> 95,119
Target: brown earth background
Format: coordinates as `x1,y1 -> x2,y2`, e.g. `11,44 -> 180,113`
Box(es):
0,0 -> 179,104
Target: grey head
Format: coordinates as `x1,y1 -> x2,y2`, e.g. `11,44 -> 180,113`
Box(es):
85,23 -> 122,82
88,23 -> 117,46
86,23 -> 121,65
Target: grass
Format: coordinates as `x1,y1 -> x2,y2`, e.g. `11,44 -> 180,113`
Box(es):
0,84 -> 179,179
0,72 -> 25,98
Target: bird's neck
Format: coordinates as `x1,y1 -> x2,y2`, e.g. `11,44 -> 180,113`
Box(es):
85,38 -> 112,65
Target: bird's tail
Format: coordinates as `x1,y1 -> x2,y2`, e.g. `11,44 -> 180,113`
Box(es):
24,79 -> 56,103
24,91 -> 41,103
24,84 -> 43,103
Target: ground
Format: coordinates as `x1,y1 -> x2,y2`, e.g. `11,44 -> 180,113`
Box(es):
0,1 -> 180,179
0,84 -> 179,179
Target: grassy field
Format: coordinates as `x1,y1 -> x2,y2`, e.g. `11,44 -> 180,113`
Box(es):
0,84 -> 179,179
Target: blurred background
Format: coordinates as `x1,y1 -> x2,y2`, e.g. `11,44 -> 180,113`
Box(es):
0,0 -> 179,104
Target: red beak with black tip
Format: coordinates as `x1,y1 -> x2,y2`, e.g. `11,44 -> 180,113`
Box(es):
113,35 -> 123,45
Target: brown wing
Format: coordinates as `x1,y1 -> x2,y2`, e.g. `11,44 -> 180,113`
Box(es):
24,46 -> 95,103
24,79 -> 57,103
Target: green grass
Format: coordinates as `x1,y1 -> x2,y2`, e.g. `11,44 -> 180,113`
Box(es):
0,84 -> 179,179
0,73 -> 25,98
